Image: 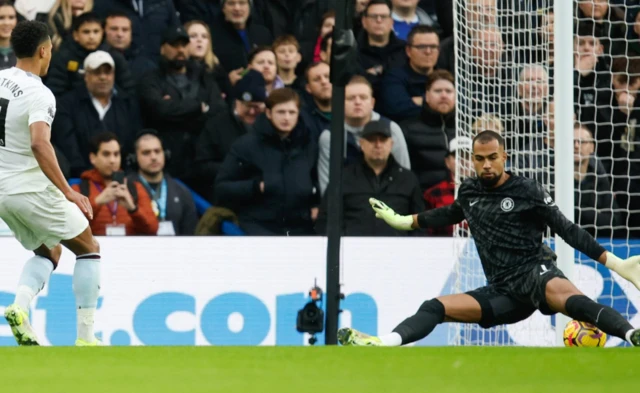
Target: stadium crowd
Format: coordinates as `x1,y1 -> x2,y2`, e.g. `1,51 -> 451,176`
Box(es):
0,0 -> 637,239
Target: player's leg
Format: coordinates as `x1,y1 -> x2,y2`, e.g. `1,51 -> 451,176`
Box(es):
4,244 -> 62,346
339,288 -> 535,347
382,294 -> 483,346
61,226 -> 102,346
338,294 -> 478,346
544,277 -> 640,346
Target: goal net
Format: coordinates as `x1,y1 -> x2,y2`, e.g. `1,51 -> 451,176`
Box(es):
450,0 -> 640,346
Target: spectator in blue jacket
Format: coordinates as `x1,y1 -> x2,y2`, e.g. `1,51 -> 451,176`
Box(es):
377,25 -> 439,122
215,88 -> 320,236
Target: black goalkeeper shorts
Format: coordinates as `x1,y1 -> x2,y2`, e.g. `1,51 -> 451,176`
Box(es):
466,263 -> 567,329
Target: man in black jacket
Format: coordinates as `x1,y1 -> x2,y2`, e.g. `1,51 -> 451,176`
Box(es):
103,12 -> 158,79
211,0 -> 273,85
129,129 -> 198,236
358,0 -> 407,95
215,88 -> 319,236
400,69 -> 456,191
93,0 -> 180,63
52,50 -> 142,177
45,12 -> 135,97
138,26 -> 227,194
195,69 -> 267,203
316,120 -> 424,236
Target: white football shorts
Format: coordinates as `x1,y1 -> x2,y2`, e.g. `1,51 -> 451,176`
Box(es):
0,185 -> 89,250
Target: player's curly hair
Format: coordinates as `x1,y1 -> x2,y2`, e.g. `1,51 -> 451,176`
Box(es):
10,21 -> 50,59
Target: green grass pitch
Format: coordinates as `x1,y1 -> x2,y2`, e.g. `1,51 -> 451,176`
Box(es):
0,347 -> 634,393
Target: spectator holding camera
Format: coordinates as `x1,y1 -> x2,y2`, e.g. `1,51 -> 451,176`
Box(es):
215,88 -> 319,236
72,132 -> 158,236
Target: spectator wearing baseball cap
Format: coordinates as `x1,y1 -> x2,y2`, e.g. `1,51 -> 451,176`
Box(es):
138,25 -> 228,196
195,69 -> 268,203
316,119 -> 424,236
422,136 -> 473,237
52,50 -> 143,177
46,12 -> 135,97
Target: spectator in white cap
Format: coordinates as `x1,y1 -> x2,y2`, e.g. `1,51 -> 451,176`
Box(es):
422,136 -> 472,236
52,50 -> 142,177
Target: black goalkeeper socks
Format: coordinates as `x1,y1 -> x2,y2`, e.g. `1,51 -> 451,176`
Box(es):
565,295 -> 633,340
392,299 -> 445,345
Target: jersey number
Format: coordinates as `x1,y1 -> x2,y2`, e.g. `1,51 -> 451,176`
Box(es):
0,98 -> 8,147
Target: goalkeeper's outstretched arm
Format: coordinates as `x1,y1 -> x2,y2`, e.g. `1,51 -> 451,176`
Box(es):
370,198 -> 465,231
538,194 -> 640,290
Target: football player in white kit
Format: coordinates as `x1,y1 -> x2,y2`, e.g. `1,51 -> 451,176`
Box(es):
0,21 -> 102,346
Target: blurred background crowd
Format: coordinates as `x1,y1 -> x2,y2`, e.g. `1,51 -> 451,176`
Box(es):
0,0 -> 637,239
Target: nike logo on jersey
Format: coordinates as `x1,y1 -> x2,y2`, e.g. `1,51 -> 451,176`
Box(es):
540,265 -> 549,275
470,200 -> 479,206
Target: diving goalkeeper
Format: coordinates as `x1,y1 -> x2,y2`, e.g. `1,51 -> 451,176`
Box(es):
338,131 -> 640,347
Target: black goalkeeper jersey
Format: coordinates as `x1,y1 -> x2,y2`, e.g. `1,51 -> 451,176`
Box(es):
417,173 -> 606,285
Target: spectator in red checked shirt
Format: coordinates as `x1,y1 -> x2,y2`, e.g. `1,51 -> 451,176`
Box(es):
423,136 -> 473,236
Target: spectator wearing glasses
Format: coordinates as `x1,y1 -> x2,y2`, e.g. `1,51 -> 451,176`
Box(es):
378,25 -> 439,122
358,0 -> 407,95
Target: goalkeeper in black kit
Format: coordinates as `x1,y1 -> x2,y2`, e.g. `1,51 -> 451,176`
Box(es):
338,131 -> 640,347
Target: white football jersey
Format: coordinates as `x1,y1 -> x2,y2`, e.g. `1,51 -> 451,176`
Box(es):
0,67 -> 56,195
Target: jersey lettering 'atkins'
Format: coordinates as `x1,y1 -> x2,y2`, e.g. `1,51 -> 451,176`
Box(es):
0,77 -> 23,97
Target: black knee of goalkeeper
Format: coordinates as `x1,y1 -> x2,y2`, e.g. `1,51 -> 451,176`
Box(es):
418,298 -> 446,322
565,295 -> 592,315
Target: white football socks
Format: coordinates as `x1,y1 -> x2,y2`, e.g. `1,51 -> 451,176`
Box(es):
73,254 -> 101,342
77,308 -> 96,342
14,256 -> 54,311
625,329 -> 634,345
379,332 -> 403,346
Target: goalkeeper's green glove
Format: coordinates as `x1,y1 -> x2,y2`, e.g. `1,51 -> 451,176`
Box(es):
605,252 -> 640,290
369,198 -> 414,231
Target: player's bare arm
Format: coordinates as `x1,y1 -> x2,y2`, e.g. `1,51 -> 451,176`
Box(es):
30,121 -> 93,219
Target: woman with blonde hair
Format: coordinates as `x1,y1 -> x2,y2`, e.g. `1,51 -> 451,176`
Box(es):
48,0 -> 93,50
185,20 -> 230,97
